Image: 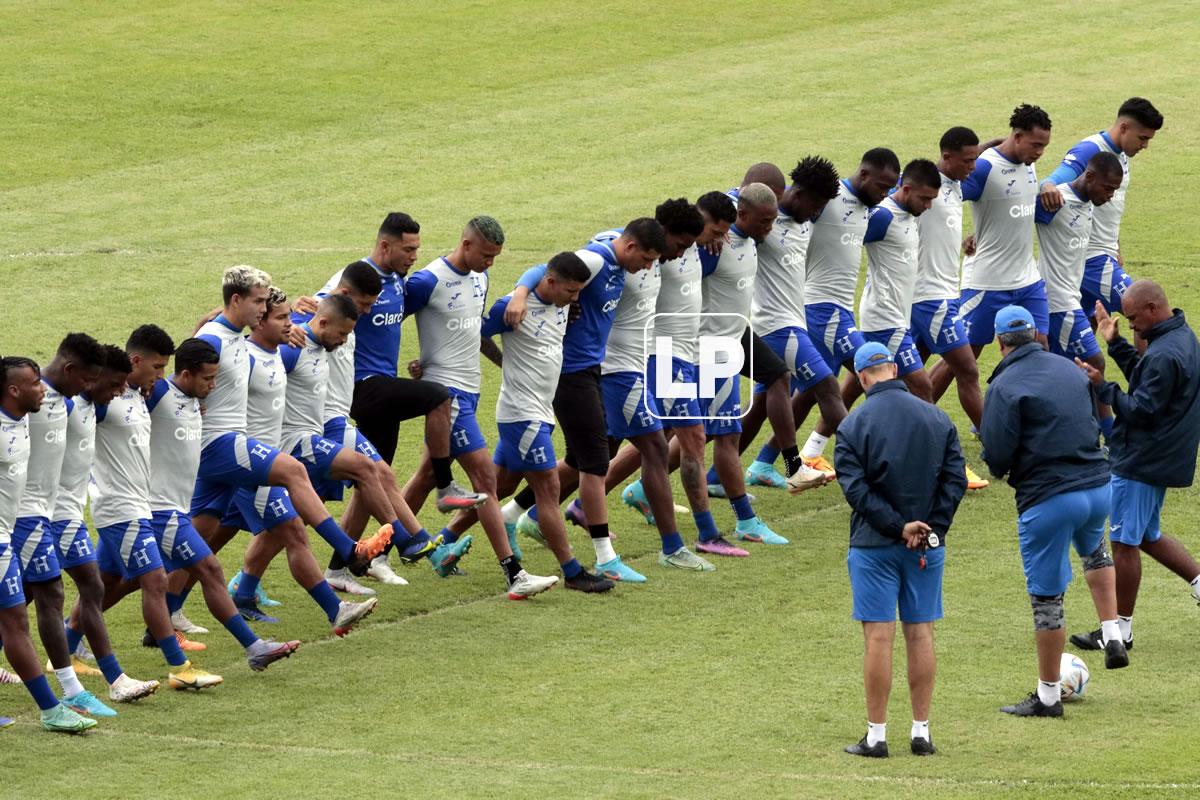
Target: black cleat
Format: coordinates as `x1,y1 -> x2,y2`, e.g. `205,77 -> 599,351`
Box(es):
1000,693 -> 1063,718
564,570 -> 615,593
844,736 -> 888,758
1105,637 -> 1130,669
1070,627 -> 1133,652
141,629 -> 155,648
910,737 -> 936,756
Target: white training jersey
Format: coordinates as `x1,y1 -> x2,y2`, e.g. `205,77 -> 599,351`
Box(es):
0,410 -> 31,546
52,394 -> 95,523
483,292 -> 569,425
752,209 -> 810,333
649,245 -> 703,362
90,385 -> 152,528
18,379 -> 71,519
602,260 -> 661,375
1036,184 -> 1094,314
1065,132 -> 1129,261
805,179 -> 871,309
245,340 -> 287,448
407,257 -> 489,393
699,225 -> 757,345
960,147 -> 1040,291
196,316 -> 250,445
860,196 -> 921,332
280,332 -> 329,452
324,329 -> 354,422
147,379 -> 203,513
914,171 -> 964,303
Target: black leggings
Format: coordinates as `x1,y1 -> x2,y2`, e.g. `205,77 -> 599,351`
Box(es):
350,375 -> 449,464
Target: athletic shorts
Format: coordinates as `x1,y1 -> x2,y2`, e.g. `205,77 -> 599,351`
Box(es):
1048,309 -> 1102,360
1016,483 -> 1109,596
958,280 -> 1050,346
351,375 -> 449,464
447,388 -> 487,456
11,516 -> 61,584
848,543 -> 945,624
861,328 -> 924,377
910,299 -> 969,355
0,541 -> 26,609
290,433 -> 346,483
50,519 -> 98,569
805,302 -> 867,375
96,519 -> 164,580
150,510 -> 214,573
191,432 -> 281,519
739,327 -> 790,389
494,421 -> 557,473
601,371 -> 663,441
1108,474 -> 1166,547
552,366 -> 609,476
321,416 -> 383,500
755,326 -> 833,395
1081,254 -> 1133,316
699,373 -> 743,437
646,355 -> 703,429
222,486 -> 299,535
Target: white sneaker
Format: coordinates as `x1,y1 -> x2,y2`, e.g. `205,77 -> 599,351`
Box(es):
333,597 -> 379,637
0,667 -> 20,685
366,554 -> 409,586
1190,579 -> 1200,605
324,567 -> 377,596
507,569 -> 558,600
171,610 -> 210,634
109,673 -> 160,703
787,463 -> 830,494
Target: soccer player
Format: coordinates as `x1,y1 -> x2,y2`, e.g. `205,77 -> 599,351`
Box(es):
835,343 -> 967,758
979,307 -> 1124,721
1037,97 -> 1163,317
0,356 -> 98,732
798,148 -> 902,475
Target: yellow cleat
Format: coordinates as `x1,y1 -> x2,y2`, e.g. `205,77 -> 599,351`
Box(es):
966,464 -> 989,490
803,454 -> 836,479
168,661 -> 224,691
46,657 -> 103,678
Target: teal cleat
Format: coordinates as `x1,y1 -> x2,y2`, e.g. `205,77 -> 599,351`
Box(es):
431,535 -> 473,578
227,572 -> 282,607
735,517 -> 790,545
504,521 -> 524,561
63,690 -> 118,718
746,460 -> 787,489
621,481 -> 655,525
706,481 -> 727,499
41,703 -> 97,733
515,511 -> 547,548
595,555 -> 647,583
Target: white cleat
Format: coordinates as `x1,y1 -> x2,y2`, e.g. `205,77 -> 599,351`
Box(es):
787,463 -> 830,494
171,610 -> 210,634
507,570 -> 559,600
109,673 -> 160,703
325,567 -> 377,596
333,597 -> 379,637
0,667 -> 20,685
366,554 -> 409,586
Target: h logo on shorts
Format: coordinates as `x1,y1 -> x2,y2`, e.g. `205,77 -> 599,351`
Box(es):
131,545 -> 152,569
4,576 -> 18,596
943,324 -> 960,345
314,439 -> 335,456
835,334 -> 856,355
897,348 -> 917,368
796,362 -> 816,382
268,498 -> 289,518
251,443 -> 274,461
452,429 -> 471,449
30,554 -> 50,575
72,539 -> 91,559
645,312 -> 751,421
529,447 -> 547,465
176,541 -> 196,562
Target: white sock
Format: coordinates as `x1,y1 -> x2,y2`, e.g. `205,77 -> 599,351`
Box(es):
911,720 -> 929,741
866,721 -> 886,746
801,431 -> 829,459
1118,614 -> 1133,642
501,499 -> 525,524
592,536 -> 617,564
1100,619 -> 1121,645
54,666 -> 85,699
1037,679 -> 1060,707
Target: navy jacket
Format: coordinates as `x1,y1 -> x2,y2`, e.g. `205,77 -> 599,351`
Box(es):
1098,310 -> 1200,488
835,380 -> 967,548
980,343 -> 1110,513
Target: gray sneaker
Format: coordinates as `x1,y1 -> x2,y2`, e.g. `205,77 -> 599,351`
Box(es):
658,546 -> 716,572
436,480 -> 489,513
246,639 -> 300,672
333,597 -> 378,637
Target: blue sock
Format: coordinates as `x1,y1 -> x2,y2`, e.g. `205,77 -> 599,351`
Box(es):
389,527 -> 414,552
694,510 -> 720,543
25,675 -> 59,711
439,526 -> 457,545
307,581 -> 342,623
528,505 -> 539,522
706,466 -> 719,484
65,622 -> 84,654
157,635 -> 187,667
661,531 -> 684,555
166,592 -> 184,614
222,614 -> 260,649
179,585 -> 192,605
1100,415 -> 1114,438
560,558 -> 583,579
730,494 -> 755,521
97,653 -> 123,685
755,444 -> 780,465
405,530 -> 431,551
234,572 -> 260,602
315,517 -> 356,561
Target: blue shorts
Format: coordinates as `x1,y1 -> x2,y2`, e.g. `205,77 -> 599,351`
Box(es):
699,373 -> 743,436
1081,254 -> 1133,316
448,389 -> 488,456
805,302 -> 866,375
96,519 -> 164,580
1016,484 -> 1109,596
755,327 -> 833,395
494,421 -> 557,473
291,433 -> 345,483
861,328 -> 924,377
11,517 -> 61,584
646,356 -> 703,429
958,281 -> 1050,346
910,299 -> 970,355
222,486 -> 299,535
1108,475 -> 1166,547
0,541 -> 26,609
320,417 -> 381,500
150,510 -> 214,573
1048,309 -> 1102,360
191,432 -> 282,518
50,519 -> 98,569
601,371 -> 664,441
848,543 -> 945,624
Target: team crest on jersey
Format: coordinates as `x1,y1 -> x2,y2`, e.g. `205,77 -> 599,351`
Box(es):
447,291 -> 464,310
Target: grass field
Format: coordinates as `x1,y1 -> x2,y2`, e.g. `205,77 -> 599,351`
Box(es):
3,1 -> 1200,797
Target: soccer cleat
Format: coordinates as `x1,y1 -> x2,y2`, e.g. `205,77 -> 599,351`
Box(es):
246,639 -> 301,672
507,570 -> 559,600
227,572 -> 283,607
234,597 -> 281,624
0,716 -> 13,729
349,524 -> 396,574
564,498 -> 589,528
1104,638 -> 1130,670
787,463 -> 829,494
168,661 -> 223,691
108,674 -> 159,703
141,630 -> 208,651
398,533 -> 442,564
72,640 -> 96,662
803,454 -> 836,479
659,546 -> 716,572
1000,693 -> 1063,717
171,610 -> 210,635
504,521 -> 524,562
515,511 -> 547,547
0,668 -> 20,685
63,690 -> 118,718
966,464 -> 990,490
366,555 -> 409,585
431,535 -> 473,578
595,556 -> 647,583
1070,628 -> 1133,652
1191,580 -> 1200,605
436,481 -> 489,513
325,567 -> 378,596
333,597 -> 378,637
622,482 -> 656,525
844,736 -> 888,758
735,517 -> 789,545
706,481 -> 727,499
564,570 -> 615,593
695,537 -> 750,558
41,703 -> 98,733
46,656 -> 102,678
910,737 -> 937,756
746,460 -> 788,489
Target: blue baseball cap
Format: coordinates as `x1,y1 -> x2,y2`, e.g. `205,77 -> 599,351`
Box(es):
994,305 -> 1035,334
854,342 -> 895,373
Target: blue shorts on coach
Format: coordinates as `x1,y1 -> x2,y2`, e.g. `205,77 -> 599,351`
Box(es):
1016,484 -> 1109,596
1108,474 -> 1166,546
848,543 -> 944,624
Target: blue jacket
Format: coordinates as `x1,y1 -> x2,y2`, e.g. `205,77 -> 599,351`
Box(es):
980,343 -> 1110,513
1098,310 -> 1200,488
834,380 -> 967,547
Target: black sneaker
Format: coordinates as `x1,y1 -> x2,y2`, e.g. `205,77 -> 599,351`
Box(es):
141,628 -> 155,648
564,570 -> 615,593
1000,692 -> 1063,717
1070,628 -> 1133,652
1105,637 -> 1130,669
844,736 -> 888,758
910,737 -> 936,756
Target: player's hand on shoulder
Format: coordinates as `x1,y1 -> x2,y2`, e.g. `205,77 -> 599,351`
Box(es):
286,324 -> 306,348
702,232 -> 729,257
902,521 -> 931,549
1038,182 -> 1064,211
961,235 -> 976,257
504,291 -> 529,328
294,295 -> 319,314
407,359 -> 423,379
